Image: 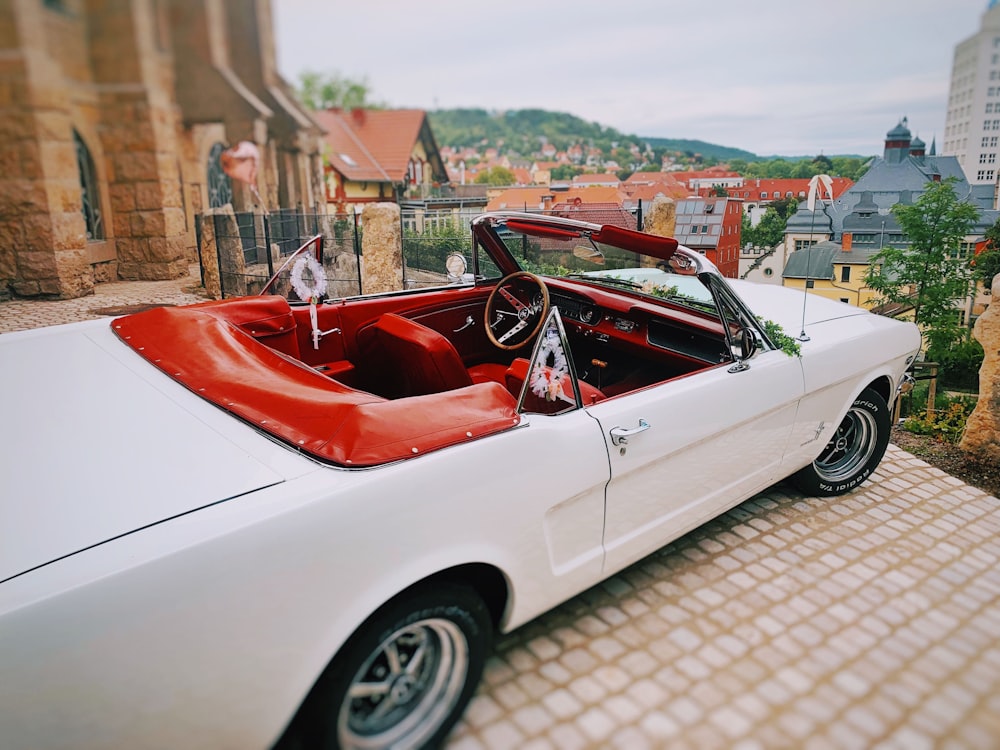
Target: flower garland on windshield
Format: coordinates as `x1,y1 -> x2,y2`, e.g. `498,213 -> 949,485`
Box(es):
530,329 -> 571,402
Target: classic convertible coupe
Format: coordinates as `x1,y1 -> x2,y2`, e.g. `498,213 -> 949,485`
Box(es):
0,212 -> 919,749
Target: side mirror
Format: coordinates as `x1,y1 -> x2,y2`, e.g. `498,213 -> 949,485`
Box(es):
727,327 -> 757,372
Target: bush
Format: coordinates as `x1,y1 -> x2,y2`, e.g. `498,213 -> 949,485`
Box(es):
926,336 -> 984,391
902,388 -> 978,443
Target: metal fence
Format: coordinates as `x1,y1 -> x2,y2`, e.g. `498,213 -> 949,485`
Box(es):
196,204 -> 645,299
198,210 -> 362,299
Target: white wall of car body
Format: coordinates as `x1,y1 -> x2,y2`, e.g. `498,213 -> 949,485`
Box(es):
0,392 -> 614,748
0,321 -> 314,583
589,349 -> 803,575
781,317 -> 919,472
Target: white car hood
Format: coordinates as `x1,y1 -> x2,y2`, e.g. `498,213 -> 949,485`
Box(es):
727,279 -> 868,330
0,321 -> 301,582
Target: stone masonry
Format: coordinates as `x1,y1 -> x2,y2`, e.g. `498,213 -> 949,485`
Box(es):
961,273 -> 1000,461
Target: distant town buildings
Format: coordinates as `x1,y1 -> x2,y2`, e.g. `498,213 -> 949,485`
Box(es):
768,119 -> 997,321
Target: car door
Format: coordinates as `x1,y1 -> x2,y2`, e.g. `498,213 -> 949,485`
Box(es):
591,296 -> 804,575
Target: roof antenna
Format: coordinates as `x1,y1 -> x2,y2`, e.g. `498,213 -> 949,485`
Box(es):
798,174 -> 834,342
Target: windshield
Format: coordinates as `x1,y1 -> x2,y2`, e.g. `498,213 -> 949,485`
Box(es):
480,217 -> 718,316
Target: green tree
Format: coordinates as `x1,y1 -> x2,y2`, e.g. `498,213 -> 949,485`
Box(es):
296,71 -> 382,110
812,154 -> 833,172
742,208 -> 786,249
710,184 -> 728,197
768,195 -> 799,220
550,164 -> 583,181
975,216 -> 1000,287
865,179 -> 979,351
473,166 -> 516,186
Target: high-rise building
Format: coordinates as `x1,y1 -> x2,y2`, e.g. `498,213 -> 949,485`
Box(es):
943,1 -> 1000,184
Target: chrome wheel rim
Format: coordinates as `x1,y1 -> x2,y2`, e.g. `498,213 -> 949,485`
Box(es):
338,618 -> 469,750
813,406 -> 878,483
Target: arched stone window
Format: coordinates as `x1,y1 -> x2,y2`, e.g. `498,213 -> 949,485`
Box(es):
207,142 -> 233,208
74,130 -> 104,240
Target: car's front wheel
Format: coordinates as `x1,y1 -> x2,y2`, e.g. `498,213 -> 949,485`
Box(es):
291,583 -> 491,750
792,387 -> 891,497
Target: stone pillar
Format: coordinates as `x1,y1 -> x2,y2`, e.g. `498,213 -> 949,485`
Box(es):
361,203 -> 403,294
90,2 -> 188,282
197,208 -> 228,300
644,195 -> 677,239
960,274 -> 1000,461
641,196 -> 677,270
0,2 -> 92,299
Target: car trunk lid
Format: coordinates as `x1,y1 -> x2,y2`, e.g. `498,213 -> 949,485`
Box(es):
0,322 -> 294,582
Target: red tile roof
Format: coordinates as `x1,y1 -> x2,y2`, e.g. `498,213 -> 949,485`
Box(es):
724,177 -> 853,201
486,185 -> 628,212
312,108 -> 432,183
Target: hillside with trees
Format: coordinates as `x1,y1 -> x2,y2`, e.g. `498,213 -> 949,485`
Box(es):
427,108 -> 758,162
293,73 -> 872,179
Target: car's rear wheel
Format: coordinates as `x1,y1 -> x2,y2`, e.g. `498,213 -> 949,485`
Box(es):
792,387 -> 891,497
291,583 -> 491,750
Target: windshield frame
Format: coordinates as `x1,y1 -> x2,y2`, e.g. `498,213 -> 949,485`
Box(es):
471,211 -> 777,354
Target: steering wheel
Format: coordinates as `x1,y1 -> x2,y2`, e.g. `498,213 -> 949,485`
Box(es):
485,272 -> 551,350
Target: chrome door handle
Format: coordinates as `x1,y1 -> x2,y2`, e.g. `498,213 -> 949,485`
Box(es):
453,315 -> 475,332
609,419 -> 650,446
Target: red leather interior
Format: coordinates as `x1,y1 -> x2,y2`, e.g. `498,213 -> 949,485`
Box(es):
372,313 -> 506,396
188,295 -> 301,359
505,357 -> 606,411
112,305 -> 519,467
373,313 -> 474,396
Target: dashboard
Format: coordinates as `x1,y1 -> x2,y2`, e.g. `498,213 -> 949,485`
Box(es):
545,287 -> 728,366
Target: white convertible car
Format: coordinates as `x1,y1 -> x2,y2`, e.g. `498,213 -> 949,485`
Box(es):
0,213 -> 919,749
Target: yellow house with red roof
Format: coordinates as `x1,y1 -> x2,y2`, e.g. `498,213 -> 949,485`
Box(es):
312,108 -> 448,213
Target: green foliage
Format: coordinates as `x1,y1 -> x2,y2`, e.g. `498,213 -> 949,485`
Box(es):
976,216 -> 1000,287
473,166 -> 516,185
550,164 -> 583,181
903,398 -> 976,444
757,318 -> 801,357
641,137 -> 756,162
865,178 -> 979,350
738,156 -> 868,181
296,71 -> 382,110
429,108 -> 630,156
768,196 -> 799,220
975,245 -> 1000,287
401,220 -> 468,272
926,335 -> 984,391
742,208 -> 786,250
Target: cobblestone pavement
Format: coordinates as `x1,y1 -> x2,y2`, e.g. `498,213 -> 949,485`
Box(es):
0,265 -> 207,334
447,455 -> 1000,750
4,276 -> 999,749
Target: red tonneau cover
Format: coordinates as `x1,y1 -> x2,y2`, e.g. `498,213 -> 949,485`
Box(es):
112,304 -> 520,467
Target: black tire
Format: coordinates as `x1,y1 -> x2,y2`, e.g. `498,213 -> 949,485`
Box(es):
288,583 -> 491,750
792,387 -> 891,497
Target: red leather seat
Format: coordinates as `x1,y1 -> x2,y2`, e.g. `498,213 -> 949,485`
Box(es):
373,313 -> 503,397
505,357 -> 606,411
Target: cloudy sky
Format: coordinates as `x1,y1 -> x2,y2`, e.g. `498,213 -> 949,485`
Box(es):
274,0 -> 991,158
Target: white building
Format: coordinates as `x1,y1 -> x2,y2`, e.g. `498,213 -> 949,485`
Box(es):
943,1 -> 1000,184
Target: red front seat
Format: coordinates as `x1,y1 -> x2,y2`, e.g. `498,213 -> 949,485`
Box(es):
373,313 -> 504,397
